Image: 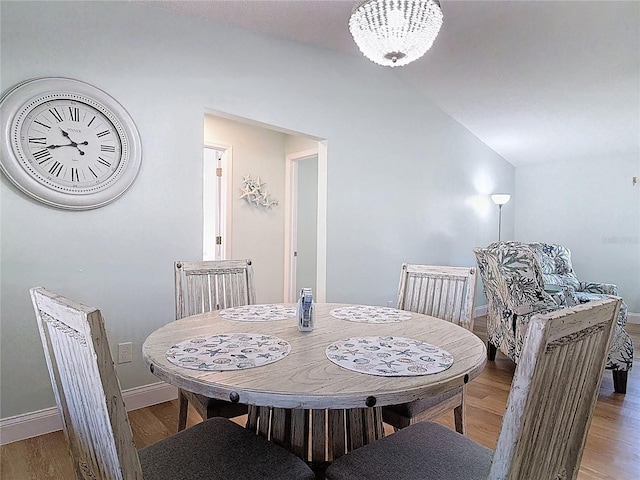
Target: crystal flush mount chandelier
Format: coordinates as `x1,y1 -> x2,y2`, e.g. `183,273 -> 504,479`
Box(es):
349,0 -> 444,67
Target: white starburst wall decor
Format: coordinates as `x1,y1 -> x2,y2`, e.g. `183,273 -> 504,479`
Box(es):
239,174 -> 279,209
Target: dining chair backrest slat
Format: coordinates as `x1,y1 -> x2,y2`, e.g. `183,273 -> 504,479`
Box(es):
397,264 -> 477,330
175,260 -> 256,319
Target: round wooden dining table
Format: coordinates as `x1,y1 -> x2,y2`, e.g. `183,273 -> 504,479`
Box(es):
142,303 -> 486,466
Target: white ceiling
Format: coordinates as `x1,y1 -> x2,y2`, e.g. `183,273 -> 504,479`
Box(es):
147,0 -> 640,167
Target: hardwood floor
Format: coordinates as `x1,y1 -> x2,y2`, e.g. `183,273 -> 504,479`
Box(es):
2,320 -> 638,479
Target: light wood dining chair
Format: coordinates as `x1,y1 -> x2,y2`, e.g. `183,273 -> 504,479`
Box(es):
174,259 -> 255,431
382,264 -> 477,434
30,287 -> 315,480
326,297 -> 621,480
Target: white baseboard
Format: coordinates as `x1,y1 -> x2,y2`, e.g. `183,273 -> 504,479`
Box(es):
474,305 -> 488,318
0,382 -> 177,446
628,312 -> 640,324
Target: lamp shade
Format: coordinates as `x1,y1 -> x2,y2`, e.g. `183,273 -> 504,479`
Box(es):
491,194 -> 511,206
349,0 -> 443,67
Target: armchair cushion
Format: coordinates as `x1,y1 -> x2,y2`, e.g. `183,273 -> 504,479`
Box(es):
529,243 -> 628,330
581,281 -> 619,296
530,242 -> 580,290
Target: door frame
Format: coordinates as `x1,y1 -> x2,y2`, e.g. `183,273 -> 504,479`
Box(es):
284,142 -> 327,303
203,142 -> 233,260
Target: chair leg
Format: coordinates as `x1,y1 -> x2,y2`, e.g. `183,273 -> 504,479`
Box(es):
177,390 -> 189,431
488,341 -> 497,361
613,370 -> 628,394
453,403 -> 465,435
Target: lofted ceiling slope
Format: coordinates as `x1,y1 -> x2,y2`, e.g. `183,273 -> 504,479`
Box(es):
144,0 -> 640,168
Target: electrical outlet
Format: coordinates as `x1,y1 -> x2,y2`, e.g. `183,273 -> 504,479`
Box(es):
118,342 -> 133,364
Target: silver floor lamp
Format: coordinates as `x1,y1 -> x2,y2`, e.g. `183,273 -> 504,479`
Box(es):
491,194 -> 511,241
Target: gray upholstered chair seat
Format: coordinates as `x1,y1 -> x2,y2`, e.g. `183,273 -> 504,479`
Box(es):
325,421 -> 492,480
140,417 -> 315,480
382,387 -> 462,418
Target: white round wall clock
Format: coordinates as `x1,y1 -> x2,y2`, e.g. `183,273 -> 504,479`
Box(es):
0,77 -> 142,210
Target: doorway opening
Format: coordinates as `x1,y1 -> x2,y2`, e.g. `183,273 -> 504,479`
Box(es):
204,110 -> 327,304
284,144 -> 327,303
286,151 -> 318,301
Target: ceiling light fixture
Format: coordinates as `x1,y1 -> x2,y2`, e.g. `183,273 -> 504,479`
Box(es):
349,0 -> 444,67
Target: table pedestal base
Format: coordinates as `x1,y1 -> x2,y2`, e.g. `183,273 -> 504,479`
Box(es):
246,405 -> 385,464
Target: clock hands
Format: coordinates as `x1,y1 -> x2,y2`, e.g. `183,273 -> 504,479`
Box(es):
46,142 -> 87,155
46,143 -> 87,150
60,128 -> 76,141
60,128 -> 88,154
46,128 -> 88,155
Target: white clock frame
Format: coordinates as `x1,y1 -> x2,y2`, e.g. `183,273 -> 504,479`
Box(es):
0,77 -> 142,210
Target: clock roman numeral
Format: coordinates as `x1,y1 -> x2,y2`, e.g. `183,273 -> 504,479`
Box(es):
96,130 -> 110,138
88,166 -> 98,178
48,161 -> 63,177
87,116 -> 96,127
100,145 -> 115,153
34,120 -> 51,130
71,167 -> 79,183
97,157 -> 111,168
49,108 -> 64,123
29,137 -> 47,145
33,149 -> 53,163
69,107 -> 80,122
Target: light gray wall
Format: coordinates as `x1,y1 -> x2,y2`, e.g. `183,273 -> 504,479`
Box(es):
0,1 -> 512,418
515,155 -> 640,312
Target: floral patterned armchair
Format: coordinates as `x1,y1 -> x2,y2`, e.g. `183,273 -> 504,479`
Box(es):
474,241 -> 633,393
